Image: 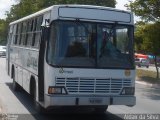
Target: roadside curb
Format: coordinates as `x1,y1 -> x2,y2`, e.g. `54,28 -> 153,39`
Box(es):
136,81 -> 160,89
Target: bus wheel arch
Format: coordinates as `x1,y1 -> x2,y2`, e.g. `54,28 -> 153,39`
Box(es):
30,76 -> 45,113
12,65 -> 21,91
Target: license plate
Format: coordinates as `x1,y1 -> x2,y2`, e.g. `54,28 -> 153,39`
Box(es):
89,98 -> 102,104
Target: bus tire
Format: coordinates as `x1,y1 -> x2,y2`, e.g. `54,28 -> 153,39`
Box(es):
12,71 -> 21,91
94,106 -> 108,114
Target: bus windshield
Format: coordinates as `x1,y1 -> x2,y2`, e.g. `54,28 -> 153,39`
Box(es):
47,21 -> 134,69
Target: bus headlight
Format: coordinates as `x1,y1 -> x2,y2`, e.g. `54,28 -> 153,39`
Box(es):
120,87 -> 135,95
48,86 -> 67,94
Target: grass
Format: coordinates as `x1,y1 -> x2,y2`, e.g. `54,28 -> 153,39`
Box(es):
136,69 -> 160,84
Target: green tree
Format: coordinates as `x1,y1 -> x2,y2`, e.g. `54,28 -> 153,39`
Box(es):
0,19 -> 8,45
127,0 -> 160,22
141,22 -> 160,78
37,0 -> 116,9
134,22 -> 147,53
127,0 -> 160,79
6,0 -> 40,20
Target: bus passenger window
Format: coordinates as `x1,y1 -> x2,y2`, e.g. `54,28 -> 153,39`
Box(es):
25,20 -> 34,46
13,24 -> 18,45
17,23 -> 22,45
32,16 -> 43,48
20,21 -> 27,46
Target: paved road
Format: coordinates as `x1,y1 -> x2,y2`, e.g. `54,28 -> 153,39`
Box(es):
0,58 -> 160,120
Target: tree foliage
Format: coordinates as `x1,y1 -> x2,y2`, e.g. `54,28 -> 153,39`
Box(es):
134,24 -> 144,53
135,22 -> 160,78
127,0 -> 160,22
127,0 -> 160,78
141,23 -> 160,55
0,19 -> 8,45
142,22 -> 160,78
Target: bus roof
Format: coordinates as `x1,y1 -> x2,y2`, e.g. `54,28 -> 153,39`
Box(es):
10,5 -> 133,25
9,5 -> 54,25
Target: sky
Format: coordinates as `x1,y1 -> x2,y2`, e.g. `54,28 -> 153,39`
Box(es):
0,0 -> 130,19
0,0 -> 17,19
116,0 -> 130,10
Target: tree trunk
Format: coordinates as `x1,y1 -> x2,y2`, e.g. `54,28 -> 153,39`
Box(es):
154,55 -> 159,79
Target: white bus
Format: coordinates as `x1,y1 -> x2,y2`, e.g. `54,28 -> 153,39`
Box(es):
6,5 -> 136,113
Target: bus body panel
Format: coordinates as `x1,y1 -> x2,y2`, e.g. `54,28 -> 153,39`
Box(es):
9,46 -> 39,93
10,46 -> 39,74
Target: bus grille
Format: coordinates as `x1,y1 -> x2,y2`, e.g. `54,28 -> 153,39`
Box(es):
55,77 -> 132,95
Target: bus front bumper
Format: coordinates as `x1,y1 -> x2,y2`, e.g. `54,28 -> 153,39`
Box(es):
44,95 -> 136,108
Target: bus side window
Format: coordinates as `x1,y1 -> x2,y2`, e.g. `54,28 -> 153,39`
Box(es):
32,16 -> 43,48
17,23 -> 22,46
14,24 -> 19,45
13,24 -> 18,45
8,25 -> 13,45
32,18 -> 37,47
20,21 -> 27,46
25,19 -> 34,46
